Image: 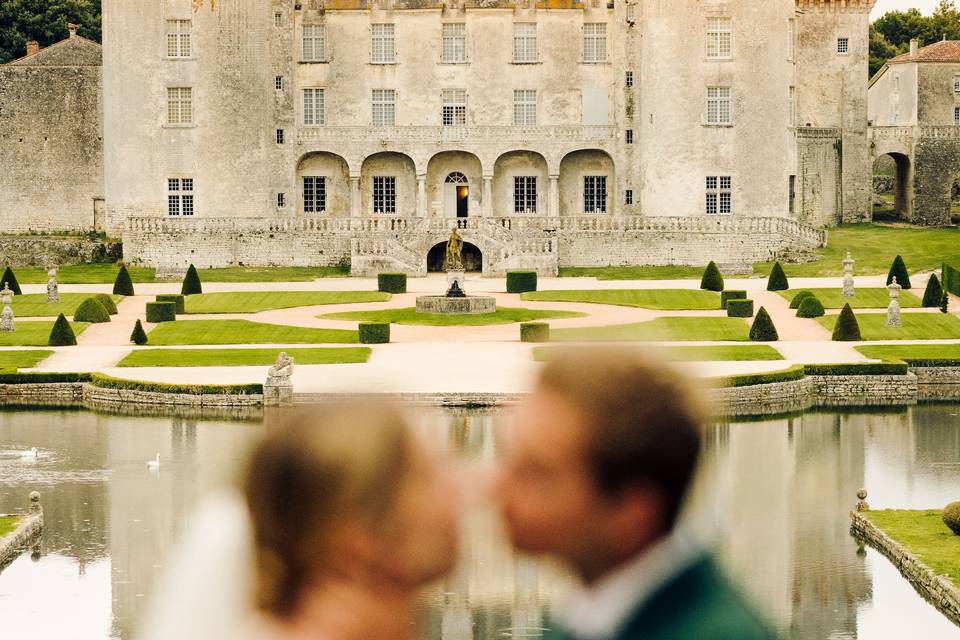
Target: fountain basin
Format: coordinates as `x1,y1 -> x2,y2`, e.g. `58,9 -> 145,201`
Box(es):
415,295 -> 497,315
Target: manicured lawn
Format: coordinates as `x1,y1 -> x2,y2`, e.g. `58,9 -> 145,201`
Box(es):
0,350 -> 54,370
533,344 -> 781,361
14,264 -> 156,284
11,293 -> 122,318
558,265 -> 706,280
521,289 -> 721,310
866,510 -> 960,589
856,344 -> 960,360
0,321 -> 88,346
551,317 -> 751,342
146,320 -> 358,345
12,264 -> 350,284
319,307 -> 584,326
184,291 -> 389,314
817,312 -> 960,340
196,266 -> 350,282
780,288 -> 922,309
0,515 -> 22,538
117,347 -> 371,367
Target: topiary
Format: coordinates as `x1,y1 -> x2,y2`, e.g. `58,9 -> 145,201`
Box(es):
886,254 -> 912,289
48,313 -> 77,346
943,501 -> 960,536
720,290 -> 747,310
942,291 -> 950,314
726,299 -> 754,318
749,307 -> 779,341
832,303 -> 862,341
507,271 -> 538,294
1,267 -> 21,295
700,261 -> 724,292
922,274 -> 944,308
181,264 -> 203,296
113,264 -> 135,296
94,293 -> 118,315
130,319 -> 148,345
789,290 -> 816,309
156,294 -> 185,314
796,296 -> 825,318
377,273 -> 407,294
766,262 -> 789,291
146,301 -> 177,323
74,297 -> 111,323
520,322 -> 550,342
359,322 -> 390,344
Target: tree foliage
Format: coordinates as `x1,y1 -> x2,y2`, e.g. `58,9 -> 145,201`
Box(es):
871,2 -> 960,77
0,0 -> 101,64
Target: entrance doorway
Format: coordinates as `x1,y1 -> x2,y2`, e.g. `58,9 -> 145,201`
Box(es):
444,172 -> 469,218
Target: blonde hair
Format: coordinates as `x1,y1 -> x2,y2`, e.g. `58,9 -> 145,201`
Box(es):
243,404 -> 412,617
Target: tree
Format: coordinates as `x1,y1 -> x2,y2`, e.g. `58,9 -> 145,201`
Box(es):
923,273 -> 944,307
766,262 -> 789,291
113,264 -> 135,296
700,261 -> 725,292
130,319 -> 148,345
1,267 -> 22,295
74,297 -> 110,323
887,255 -> 912,289
181,264 -> 203,295
48,313 -> 77,346
749,307 -> 779,342
870,26 -> 902,77
832,303 -> 862,341
0,0 -> 102,64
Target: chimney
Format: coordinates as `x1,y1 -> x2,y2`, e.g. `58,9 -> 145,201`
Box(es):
910,38 -> 918,57
26,41 -> 39,56
67,23 -> 78,38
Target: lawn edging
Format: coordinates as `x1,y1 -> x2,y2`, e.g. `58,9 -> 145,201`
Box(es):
0,493 -> 43,571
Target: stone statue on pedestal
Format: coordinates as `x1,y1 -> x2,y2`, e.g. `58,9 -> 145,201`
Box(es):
842,251 -> 855,298
264,352 -> 294,405
47,268 -> 59,303
444,228 -> 464,272
0,283 -> 14,333
887,277 -> 902,327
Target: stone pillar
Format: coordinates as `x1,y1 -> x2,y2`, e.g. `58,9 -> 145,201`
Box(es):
842,251 -> 855,298
482,175 -> 493,218
548,175 -> 560,218
417,175 -> 427,218
887,278 -> 902,327
350,176 -> 362,218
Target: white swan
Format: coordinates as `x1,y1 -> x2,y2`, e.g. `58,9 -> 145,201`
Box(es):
19,447 -> 37,459
147,453 -> 161,469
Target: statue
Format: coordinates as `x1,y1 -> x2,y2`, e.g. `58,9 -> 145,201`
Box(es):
265,352 -> 294,405
47,268 -> 59,303
444,228 -> 464,272
0,283 -> 14,333
842,251 -> 855,298
887,277 -> 902,327
446,280 -> 466,298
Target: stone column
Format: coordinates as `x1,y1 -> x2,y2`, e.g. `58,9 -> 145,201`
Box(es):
416,175 -> 427,218
548,175 -> 560,219
887,278 -> 902,327
482,175 -> 493,218
350,176 -> 362,218
842,251 -> 855,298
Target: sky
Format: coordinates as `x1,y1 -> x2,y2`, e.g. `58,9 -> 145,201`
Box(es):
872,0 -> 942,19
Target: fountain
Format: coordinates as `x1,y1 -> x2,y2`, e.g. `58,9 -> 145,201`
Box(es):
415,228 -> 497,315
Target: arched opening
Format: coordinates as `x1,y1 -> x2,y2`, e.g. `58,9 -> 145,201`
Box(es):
445,172 -> 469,218
872,153 -> 911,221
360,151 -> 417,215
296,152 -> 350,216
425,151 -> 482,217
427,241 -> 482,273
493,150 -> 548,216
559,149 -> 615,216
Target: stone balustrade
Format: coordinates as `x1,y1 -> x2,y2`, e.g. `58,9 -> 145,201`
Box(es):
296,124 -> 618,145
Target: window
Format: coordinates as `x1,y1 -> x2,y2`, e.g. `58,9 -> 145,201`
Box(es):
789,86 -> 796,127
303,24 -> 326,62
955,106 -> 960,126
837,37 -> 849,54
302,88 -> 325,125
166,87 -> 193,125
275,76 -> 284,91
706,86 -> 732,125
372,89 -> 396,126
442,89 -> 466,126
371,24 -> 395,64
513,23 -> 537,63
372,176 -> 396,214
514,176 -> 537,213
706,176 -> 732,214
583,176 -> 607,213
954,75 -> 960,93
303,176 -> 327,213
166,20 -> 192,57
626,70 -> 634,87
277,193 -> 286,209
583,23 -> 607,63
442,23 -> 466,63
788,175 -> 796,215
274,12 -> 282,27
706,16 -> 732,59
625,189 -> 633,205
626,129 -> 633,144
513,89 -> 537,126
167,178 -> 194,216
276,129 -> 284,144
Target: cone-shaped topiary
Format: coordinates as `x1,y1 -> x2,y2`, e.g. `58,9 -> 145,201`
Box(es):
95,293 -> 118,315
766,262 -> 789,291
48,313 -> 77,346
700,261 -> 725,292
943,501 -> 960,536
789,290 -> 815,309
886,255 -> 912,289
74,297 -> 111,323
181,264 -> 202,295
113,264 -> 135,296
1,267 -> 21,295
832,303 -> 862,341
749,307 -> 779,341
130,319 -> 148,345
922,274 -> 944,308
942,291 -> 950,314
796,296 -> 825,318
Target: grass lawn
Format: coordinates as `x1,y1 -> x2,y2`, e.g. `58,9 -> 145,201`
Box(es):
0,350 -> 54,370
319,307 -> 584,326
12,293 -> 122,317
184,291 -> 389,314
866,510 -> 960,589
533,344 -> 781,361
551,317 -> 751,342
0,515 -> 22,538
117,347 -> 371,367
817,312 -> 960,340
12,264 -> 350,284
521,289 -> 721,310
856,344 -> 960,360
0,321 -> 88,346
558,265 -> 706,280
780,288 -> 922,309
146,320 -> 358,345
15,264 -> 156,284
195,266 -> 350,282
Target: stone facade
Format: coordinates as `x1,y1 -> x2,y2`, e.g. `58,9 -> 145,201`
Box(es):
0,235 -> 121,268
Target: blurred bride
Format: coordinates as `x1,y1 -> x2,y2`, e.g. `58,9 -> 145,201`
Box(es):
137,403 -> 461,640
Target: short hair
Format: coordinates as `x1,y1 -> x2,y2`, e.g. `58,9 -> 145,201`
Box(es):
537,347 -> 704,529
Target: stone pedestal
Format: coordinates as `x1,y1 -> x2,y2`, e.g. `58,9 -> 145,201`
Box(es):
446,270 -> 465,293
887,278 -> 902,327
47,268 -> 59,303
264,379 -> 293,406
416,295 -> 497,315
0,284 -> 14,333
842,251 -> 855,298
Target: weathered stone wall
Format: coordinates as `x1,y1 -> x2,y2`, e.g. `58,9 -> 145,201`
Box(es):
0,511 -> 43,569
0,236 -> 121,267
710,377 -> 814,418
797,131 -> 840,226
808,373 -> 918,406
912,136 -> 960,226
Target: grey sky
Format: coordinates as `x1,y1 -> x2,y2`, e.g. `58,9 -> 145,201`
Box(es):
872,0 -> 942,19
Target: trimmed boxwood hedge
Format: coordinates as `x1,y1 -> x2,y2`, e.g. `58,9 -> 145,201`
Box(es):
95,293 -> 119,315
146,301 -> 177,323
358,322 -> 390,344
789,290 -> 815,309
700,261 -> 724,292
922,274 -> 944,308
943,263 -> 960,297
113,264 -> 135,296
74,297 -> 111,323
887,254 -> 911,289
520,322 -> 550,342
0,372 -> 91,384
749,307 -> 779,341
726,299 -> 754,318
766,262 -> 789,291
48,313 -> 77,346
796,296 -> 825,318
832,303 -> 862,341
720,290 -> 747,310
90,373 -> 262,395
715,365 -> 806,388
803,362 -> 909,376
1,267 -> 21,295
130,319 -> 148,345
377,273 -> 407,294
507,271 -> 538,294
181,264 -> 203,296
899,358 -> 960,367
156,294 -> 186,314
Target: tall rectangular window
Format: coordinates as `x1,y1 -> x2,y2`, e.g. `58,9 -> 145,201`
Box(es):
583,176 -> 607,213
372,89 -> 396,126
625,70 -> 634,87
625,189 -> 633,205
303,88 -> 325,125
789,86 -> 796,127
277,193 -> 286,209
837,37 -> 849,54
371,24 -> 395,64
166,20 -> 192,58
706,176 -> 732,214
303,24 -> 326,62
513,176 -> 537,213
706,16 -> 732,59
442,23 -> 466,63
955,106 -> 960,126
789,175 -> 796,214
304,176 -> 327,213
513,23 -> 537,63
274,12 -> 283,27
373,176 -> 396,214
706,86 -> 732,125
167,178 -> 194,216
275,76 -> 284,91
583,23 -> 607,63
442,89 -> 467,126
626,129 -> 633,144
276,129 -> 285,144
166,87 -> 193,125
513,90 -> 537,126
954,75 -> 960,93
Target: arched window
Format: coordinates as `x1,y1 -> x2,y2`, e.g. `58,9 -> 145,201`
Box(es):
445,172 -> 468,184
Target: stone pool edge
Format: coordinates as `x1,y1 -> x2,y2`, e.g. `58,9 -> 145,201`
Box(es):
0,495 -> 43,571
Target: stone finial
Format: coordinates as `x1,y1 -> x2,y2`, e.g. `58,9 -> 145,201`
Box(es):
264,352 -> 294,406
67,23 -> 78,38
29,491 -> 41,513
856,488 -> 870,512
26,41 -> 39,57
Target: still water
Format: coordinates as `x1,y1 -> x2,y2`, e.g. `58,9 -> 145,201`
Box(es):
0,405 -> 959,639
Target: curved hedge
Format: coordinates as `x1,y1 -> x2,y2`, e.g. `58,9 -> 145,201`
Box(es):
803,362 -> 908,376
146,301 -> 177,323
720,290 -> 747,310
520,322 -> 550,343
789,290 -> 815,309
726,299 -> 754,318
48,314 -> 77,346
0,372 -> 91,384
156,294 -> 186,314
715,365 -> 806,388
507,271 -> 538,294
74,297 -> 111,323
796,296 -> 825,318
358,322 -> 390,344
377,273 -> 407,294
700,261 -> 724,292
90,373 -> 262,396
95,293 -> 119,315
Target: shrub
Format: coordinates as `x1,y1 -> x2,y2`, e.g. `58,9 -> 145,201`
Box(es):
130,319 -> 148,345
95,293 -> 118,315
789,290 -> 815,309
377,273 -> 407,294
113,264 -> 135,296
796,296 -> 825,318
358,322 -> 390,344
146,301 -> 176,323
700,261 -> 724,292
156,294 -> 185,314
922,274 -> 944,308
726,299 -> 754,318
181,264 -> 203,295
942,291 -> 950,314
720,290 -> 747,310
803,362 -> 908,376
944,502 -> 960,536
89,373 -> 261,396
886,254 -> 912,289
944,263 -> 960,297
715,365 -> 805,388
1,267 -> 21,295
766,262 -> 789,291
74,297 -> 111,323
48,314 -> 77,346
520,322 -> 550,342
749,307 -> 779,341
507,271 -> 538,294
832,303 -> 862,341
0,372 -> 90,384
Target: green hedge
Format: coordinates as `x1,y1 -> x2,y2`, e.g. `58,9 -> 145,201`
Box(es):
182,264 -> 203,295
720,290 -> 747,310
90,373 -> 262,396
715,365 -> 806,388
832,303 -> 862,341
507,271 -> 538,294
789,290 -> 815,310
804,362 -> 909,376
48,313 -> 77,346
113,264 -> 135,296
146,301 -> 177,323
887,254 -> 911,289
766,262 -> 789,291
749,307 -> 779,341
700,261 -> 725,292
1,267 -> 22,295
358,322 -> 390,344
796,296 -> 825,318
95,293 -> 119,315
74,297 -> 111,323
520,322 -> 550,342
0,372 -> 92,384
377,273 -> 407,294
156,294 -> 185,314
130,319 -> 148,345
899,358 -> 960,367
943,263 -> 960,297
922,274 -> 944,308
726,299 -> 754,318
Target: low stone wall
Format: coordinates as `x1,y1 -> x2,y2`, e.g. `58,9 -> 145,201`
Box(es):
710,378 -> 814,417
84,385 -> 261,407
0,235 -> 121,267
851,512 -> 960,626
910,367 -> 960,401
809,373 -> 918,407
0,511 -> 43,570
0,382 -> 85,405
